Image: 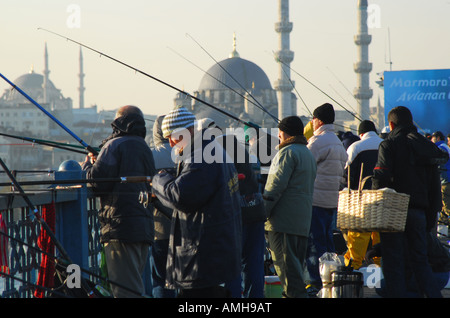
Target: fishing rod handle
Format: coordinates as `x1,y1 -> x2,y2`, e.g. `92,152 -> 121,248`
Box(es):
121,176 -> 152,183
86,145 -> 99,156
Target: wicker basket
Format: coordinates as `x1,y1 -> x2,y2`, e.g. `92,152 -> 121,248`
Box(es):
337,167 -> 410,232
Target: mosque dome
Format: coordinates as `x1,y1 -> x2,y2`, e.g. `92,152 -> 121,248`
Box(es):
189,34 -> 278,128
198,33 -> 273,94
14,72 -> 56,91
3,70 -> 57,103
198,56 -> 273,94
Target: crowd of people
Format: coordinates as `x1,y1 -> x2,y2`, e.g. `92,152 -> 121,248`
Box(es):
80,102 -> 449,299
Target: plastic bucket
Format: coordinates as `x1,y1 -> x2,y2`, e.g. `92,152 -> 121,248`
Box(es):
264,276 -> 283,298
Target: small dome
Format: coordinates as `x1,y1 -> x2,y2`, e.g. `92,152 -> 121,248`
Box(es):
14,72 -> 56,91
58,159 -> 81,171
3,71 -> 57,102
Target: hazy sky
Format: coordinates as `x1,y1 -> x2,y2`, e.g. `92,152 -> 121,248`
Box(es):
1,0 -> 450,119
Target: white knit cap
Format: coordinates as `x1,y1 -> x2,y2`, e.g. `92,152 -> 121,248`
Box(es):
161,106 -> 196,138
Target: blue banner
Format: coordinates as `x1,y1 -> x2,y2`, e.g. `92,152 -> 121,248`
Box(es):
384,69 -> 450,135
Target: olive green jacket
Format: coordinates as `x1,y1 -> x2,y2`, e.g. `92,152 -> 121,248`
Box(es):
264,135 -> 317,237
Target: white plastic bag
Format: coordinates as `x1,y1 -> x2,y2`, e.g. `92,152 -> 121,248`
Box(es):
319,252 -> 343,284
317,252 -> 343,298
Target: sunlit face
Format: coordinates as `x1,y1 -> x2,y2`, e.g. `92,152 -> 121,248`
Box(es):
312,117 -> 322,131
167,127 -> 193,155
388,121 -> 396,132
278,130 -> 289,143
168,135 -> 182,148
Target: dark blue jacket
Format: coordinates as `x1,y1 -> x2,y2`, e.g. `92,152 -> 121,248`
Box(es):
152,130 -> 242,290
83,113 -> 156,244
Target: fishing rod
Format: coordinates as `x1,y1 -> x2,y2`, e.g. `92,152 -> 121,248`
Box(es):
274,52 -> 313,117
0,170 -> 55,174
0,73 -> 99,156
326,85 -> 360,133
0,269 -> 73,298
0,156 -> 97,297
0,176 -> 152,188
38,28 -> 260,130
99,109 -> 155,123
275,57 -> 364,123
167,46 -> 279,123
186,33 -> 279,124
0,132 -> 94,155
0,143 -> 33,146
326,67 -> 360,114
272,53 -> 358,133
329,84 -> 358,115
326,66 -> 382,131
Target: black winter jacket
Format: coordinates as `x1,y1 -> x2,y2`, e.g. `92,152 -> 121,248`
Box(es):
373,124 -> 448,230
219,134 -> 265,224
83,113 -> 156,244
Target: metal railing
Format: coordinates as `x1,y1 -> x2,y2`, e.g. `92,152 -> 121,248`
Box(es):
0,168 -> 104,298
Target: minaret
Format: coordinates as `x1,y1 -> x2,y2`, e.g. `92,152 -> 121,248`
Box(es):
43,42 -> 50,104
274,0 -> 295,119
173,89 -> 192,109
353,0 -> 373,120
78,47 -> 85,109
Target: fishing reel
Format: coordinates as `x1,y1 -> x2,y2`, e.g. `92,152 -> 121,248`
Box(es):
138,190 -> 161,208
139,191 -> 150,208
138,168 -> 174,208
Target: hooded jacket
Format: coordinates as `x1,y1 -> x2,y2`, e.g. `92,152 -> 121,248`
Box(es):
82,113 -> 156,244
264,135 -> 317,237
151,115 -> 176,240
373,124 -> 449,230
151,128 -> 242,290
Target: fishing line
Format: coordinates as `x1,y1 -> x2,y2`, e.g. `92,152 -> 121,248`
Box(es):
38,28 -> 259,130
167,46 -> 278,123
0,176 -> 152,187
326,66 -> 360,113
272,52 -> 357,133
0,170 -> 55,175
326,66 -> 382,130
0,132 -> 92,155
186,33 -> 279,124
0,229 -> 147,297
272,51 -> 312,117
0,269 -> 73,298
275,58 -> 364,122
0,157 -> 96,297
0,73 -> 99,156
329,84 -> 358,115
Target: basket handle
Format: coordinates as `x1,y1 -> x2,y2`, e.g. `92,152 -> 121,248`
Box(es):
347,166 -> 350,193
360,175 -> 373,191
357,163 -> 364,192
356,163 -> 375,192
346,164 -> 374,193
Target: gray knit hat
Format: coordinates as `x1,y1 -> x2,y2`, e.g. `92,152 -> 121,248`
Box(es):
161,106 -> 196,138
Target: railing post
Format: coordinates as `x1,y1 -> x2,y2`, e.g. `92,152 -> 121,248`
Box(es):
54,160 -> 89,271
